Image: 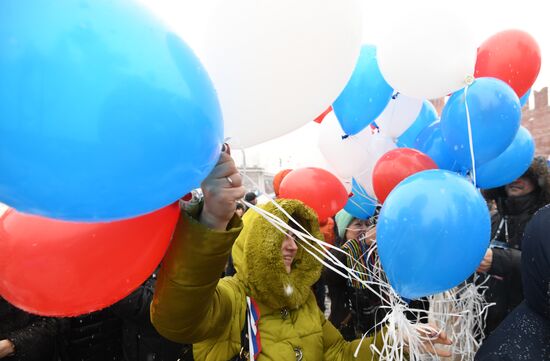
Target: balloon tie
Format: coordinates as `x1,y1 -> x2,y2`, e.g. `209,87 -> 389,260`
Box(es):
391,92 -> 400,100
464,84 -> 477,186
341,134 -> 350,140
464,75 -> 475,86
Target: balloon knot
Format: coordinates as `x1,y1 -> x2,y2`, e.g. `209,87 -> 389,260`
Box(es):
392,92 -> 400,100
464,75 -> 475,86
341,134 -> 350,140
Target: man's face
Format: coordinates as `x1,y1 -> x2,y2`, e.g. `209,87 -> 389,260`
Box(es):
505,176 -> 536,198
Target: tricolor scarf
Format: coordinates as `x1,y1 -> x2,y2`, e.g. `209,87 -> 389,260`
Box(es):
341,238 -> 376,289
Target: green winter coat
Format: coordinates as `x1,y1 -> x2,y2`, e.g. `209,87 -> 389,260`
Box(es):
151,199 -> 384,360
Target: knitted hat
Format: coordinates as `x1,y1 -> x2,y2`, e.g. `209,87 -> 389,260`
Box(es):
335,209 -> 354,240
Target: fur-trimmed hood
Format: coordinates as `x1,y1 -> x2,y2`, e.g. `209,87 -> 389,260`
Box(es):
483,156 -> 550,204
232,199 -> 323,310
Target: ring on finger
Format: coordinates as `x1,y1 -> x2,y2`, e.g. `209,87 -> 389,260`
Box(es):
226,176 -> 234,186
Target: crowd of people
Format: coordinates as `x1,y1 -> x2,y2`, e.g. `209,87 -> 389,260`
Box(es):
1,151 -> 549,361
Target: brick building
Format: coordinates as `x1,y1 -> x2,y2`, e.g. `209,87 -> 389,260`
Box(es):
522,87 -> 550,157
432,87 -> 550,157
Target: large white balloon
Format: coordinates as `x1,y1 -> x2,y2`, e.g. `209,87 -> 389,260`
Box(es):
318,111 -> 371,179
354,132 -> 397,198
376,1 -> 477,100
375,93 -> 423,139
199,0 -> 363,148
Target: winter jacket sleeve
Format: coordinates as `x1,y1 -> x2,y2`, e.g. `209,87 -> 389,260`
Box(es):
5,317 -> 58,361
489,248 -> 521,277
322,313 -> 384,360
150,204 -> 243,344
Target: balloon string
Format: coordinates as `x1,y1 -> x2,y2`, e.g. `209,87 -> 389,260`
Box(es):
464,85 -> 477,186
235,153 -> 490,359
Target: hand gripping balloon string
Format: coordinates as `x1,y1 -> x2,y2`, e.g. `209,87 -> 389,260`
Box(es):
464,81 -> 477,187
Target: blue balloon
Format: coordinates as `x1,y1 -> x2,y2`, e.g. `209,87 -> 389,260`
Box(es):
0,0 -> 223,221
476,127 -> 535,189
440,77 -> 521,169
520,88 -> 532,107
344,179 -> 377,220
397,101 -> 438,148
413,121 -> 461,172
333,45 -> 393,135
377,170 -> 490,299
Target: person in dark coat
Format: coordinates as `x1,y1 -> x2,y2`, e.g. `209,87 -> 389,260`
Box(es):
57,308 -> 124,361
477,156 -> 550,334
0,296 -> 57,361
57,269 -> 183,361
475,204 -> 550,361
110,268 -> 184,361
323,210 -> 381,340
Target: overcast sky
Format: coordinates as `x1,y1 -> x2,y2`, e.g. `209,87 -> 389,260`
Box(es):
142,0 -> 548,174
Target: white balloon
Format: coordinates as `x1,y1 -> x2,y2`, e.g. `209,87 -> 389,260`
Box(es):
318,112 -> 370,179
376,1 -> 477,100
376,93 -> 423,139
199,0 -> 363,148
354,132 -> 397,198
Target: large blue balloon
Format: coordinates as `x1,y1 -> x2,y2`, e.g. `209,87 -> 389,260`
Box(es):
413,121 -> 461,172
333,45 -> 393,136
440,77 -> 521,169
377,170 -> 490,299
397,100 -> 438,148
0,0 -> 223,221
476,127 -> 535,189
344,179 -> 377,220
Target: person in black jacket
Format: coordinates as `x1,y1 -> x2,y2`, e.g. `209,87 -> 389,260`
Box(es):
323,210 -> 381,340
475,205 -> 550,361
110,268 -> 183,361
57,308 -> 124,361
477,156 -> 550,334
57,268 -> 183,361
0,296 -> 57,361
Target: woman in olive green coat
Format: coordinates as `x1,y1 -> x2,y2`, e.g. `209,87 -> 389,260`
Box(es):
151,151 -> 451,360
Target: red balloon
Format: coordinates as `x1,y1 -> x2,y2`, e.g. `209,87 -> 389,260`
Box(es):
475,29 -> 541,97
373,148 -> 438,203
279,167 -> 348,222
0,203 -> 180,316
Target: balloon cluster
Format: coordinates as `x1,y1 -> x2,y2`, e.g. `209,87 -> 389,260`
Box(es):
0,0 -> 364,315
317,23 -> 541,299
0,0 -> 205,316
